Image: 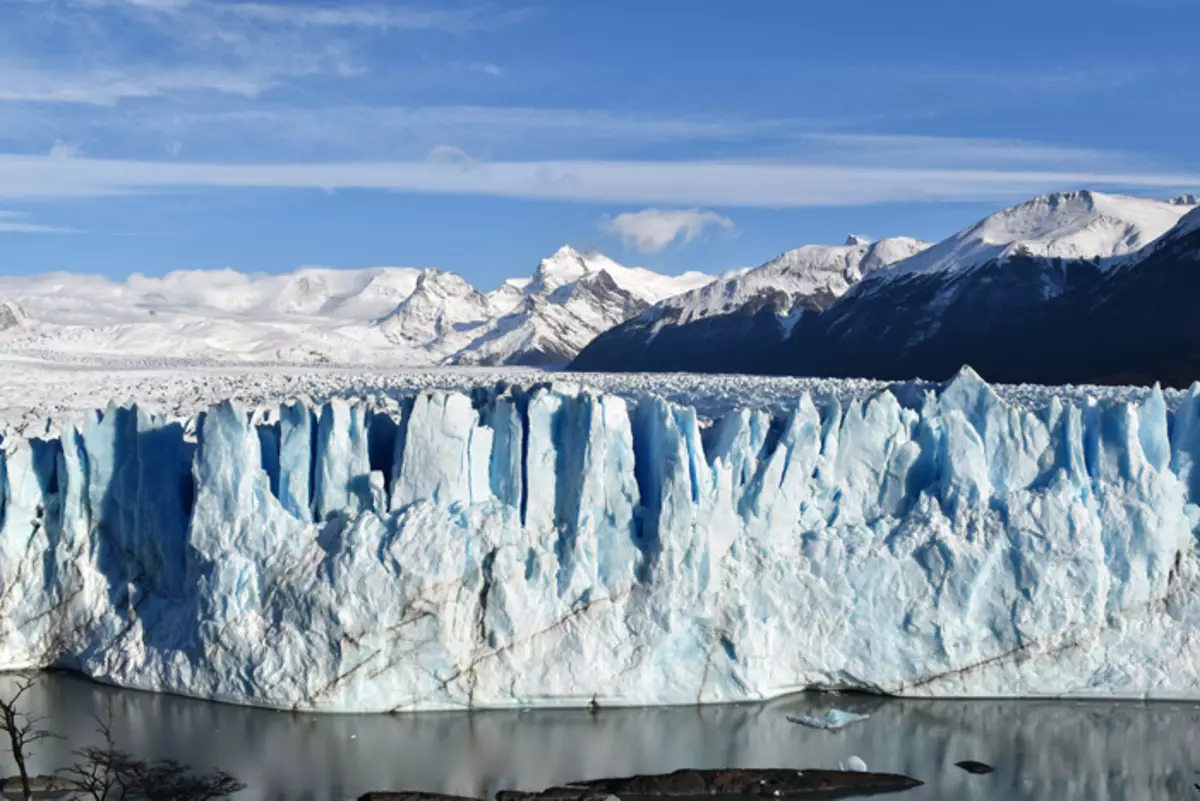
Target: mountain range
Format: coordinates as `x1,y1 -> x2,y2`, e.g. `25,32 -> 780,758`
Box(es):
571,191 -> 1200,386
5,189 -> 1200,385
0,247 -> 709,366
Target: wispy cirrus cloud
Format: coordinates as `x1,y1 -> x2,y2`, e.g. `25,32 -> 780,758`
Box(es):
601,209 -> 735,253
0,153 -> 1195,207
0,210 -> 77,233
0,0 -> 509,107
62,0 -> 502,32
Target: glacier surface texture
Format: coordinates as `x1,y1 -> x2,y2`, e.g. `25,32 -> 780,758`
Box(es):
3,372 -> 1200,711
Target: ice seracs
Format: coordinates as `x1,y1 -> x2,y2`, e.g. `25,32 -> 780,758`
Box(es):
3,370 -> 1200,711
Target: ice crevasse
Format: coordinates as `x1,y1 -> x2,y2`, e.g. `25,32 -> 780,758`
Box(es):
3,369 -> 1200,711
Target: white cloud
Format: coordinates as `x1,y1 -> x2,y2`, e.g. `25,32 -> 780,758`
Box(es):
601,208 -> 735,253
0,63 -> 327,104
0,210 -> 78,233
0,153 -> 1196,207
49,139 -> 81,159
68,0 -> 491,31
796,133 -> 1141,169
468,63 -> 505,77
220,3 -> 488,31
424,144 -> 480,171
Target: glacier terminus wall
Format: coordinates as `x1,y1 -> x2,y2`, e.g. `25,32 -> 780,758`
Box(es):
3,371 -> 1200,712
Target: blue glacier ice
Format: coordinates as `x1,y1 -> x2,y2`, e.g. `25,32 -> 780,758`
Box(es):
2,369 -> 1200,711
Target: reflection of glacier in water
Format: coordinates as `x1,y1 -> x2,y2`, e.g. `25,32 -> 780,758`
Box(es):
4,674 -> 1199,801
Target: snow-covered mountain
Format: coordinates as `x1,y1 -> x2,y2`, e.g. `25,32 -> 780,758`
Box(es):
0,248 -> 710,367
881,190 -> 1194,279
571,190 -> 1200,378
376,269 -> 493,356
649,235 -> 931,327
776,202 -> 1200,386
446,246 -> 711,366
570,235 -> 931,372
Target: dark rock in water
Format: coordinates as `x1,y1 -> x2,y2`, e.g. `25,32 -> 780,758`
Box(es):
359,793 -> 482,801
501,768 -> 922,799
954,761 -> 995,775
496,790 -> 612,801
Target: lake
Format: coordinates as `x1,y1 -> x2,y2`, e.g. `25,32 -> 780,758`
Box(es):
1,673 -> 1196,800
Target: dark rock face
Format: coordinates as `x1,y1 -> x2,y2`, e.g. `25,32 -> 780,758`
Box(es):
954,761 -> 995,775
571,310 -> 789,374
570,218 -> 1200,389
358,793 -> 483,801
499,768 -> 923,799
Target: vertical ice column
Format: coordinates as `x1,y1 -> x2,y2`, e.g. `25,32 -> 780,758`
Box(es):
630,397 -> 718,595
277,401 -> 315,521
390,392 -> 492,510
0,437 -> 63,668
82,404 -> 139,606
313,399 -> 372,520
484,394 -> 523,511
1171,385 -> 1200,502
523,389 -> 640,600
188,401 -> 312,624
134,411 -> 190,596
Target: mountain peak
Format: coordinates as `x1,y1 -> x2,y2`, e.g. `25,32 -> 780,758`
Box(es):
845,234 -> 873,247
1170,193 -> 1199,206
0,300 -> 30,331
551,244 -> 585,259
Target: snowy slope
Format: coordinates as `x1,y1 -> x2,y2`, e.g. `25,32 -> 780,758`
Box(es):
4,370 -> 1200,711
883,190 -> 1196,279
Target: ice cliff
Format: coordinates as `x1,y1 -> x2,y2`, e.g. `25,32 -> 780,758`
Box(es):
3,370 -> 1200,711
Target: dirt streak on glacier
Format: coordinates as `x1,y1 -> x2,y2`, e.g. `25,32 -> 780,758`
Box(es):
1,369 -> 1200,711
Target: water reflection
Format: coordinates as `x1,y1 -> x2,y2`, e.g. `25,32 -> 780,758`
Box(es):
1,673 -> 1197,801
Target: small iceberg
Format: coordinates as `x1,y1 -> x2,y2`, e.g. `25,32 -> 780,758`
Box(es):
838,756 -> 869,773
786,709 -> 870,731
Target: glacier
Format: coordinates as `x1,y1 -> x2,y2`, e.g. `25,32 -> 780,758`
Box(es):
2,369 -> 1200,711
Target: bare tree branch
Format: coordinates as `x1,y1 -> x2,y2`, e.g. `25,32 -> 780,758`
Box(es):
0,673 -> 62,801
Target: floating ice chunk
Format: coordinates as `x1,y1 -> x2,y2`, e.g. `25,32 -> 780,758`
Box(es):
787,710 -> 870,731
837,756 -> 868,773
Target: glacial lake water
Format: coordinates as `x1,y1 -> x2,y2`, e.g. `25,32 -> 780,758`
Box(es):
2,672 -> 1198,801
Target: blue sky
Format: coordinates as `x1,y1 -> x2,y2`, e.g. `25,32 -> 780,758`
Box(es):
0,0 -> 1197,288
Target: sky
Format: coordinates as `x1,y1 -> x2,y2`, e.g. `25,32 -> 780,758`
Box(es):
0,0 -> 1197,288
